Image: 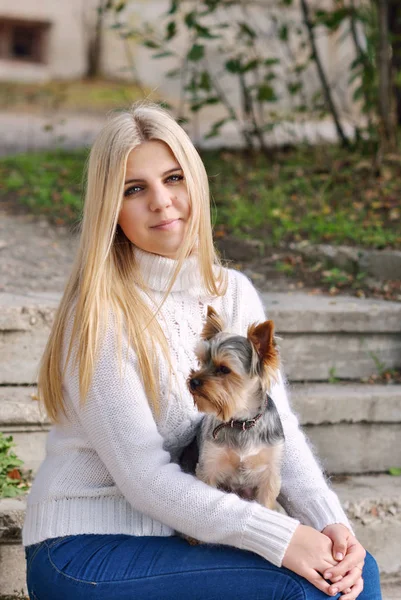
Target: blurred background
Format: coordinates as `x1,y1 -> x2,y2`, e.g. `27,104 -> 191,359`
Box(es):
0,0 -> 400,302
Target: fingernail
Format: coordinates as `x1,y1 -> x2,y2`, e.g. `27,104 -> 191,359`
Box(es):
325,572 -> 332,579
331,588 -> 338,595
335,552 -> 344,560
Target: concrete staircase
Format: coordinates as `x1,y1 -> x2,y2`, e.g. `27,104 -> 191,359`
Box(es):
0,291 -> 400,598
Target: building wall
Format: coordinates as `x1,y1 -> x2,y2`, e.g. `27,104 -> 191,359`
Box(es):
0,0 -> 361,121
0,0 -> 100,80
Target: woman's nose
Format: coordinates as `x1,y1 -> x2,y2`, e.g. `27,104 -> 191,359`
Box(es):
149,185 -> 173,211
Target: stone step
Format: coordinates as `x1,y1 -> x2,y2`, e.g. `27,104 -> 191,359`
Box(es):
261,292 -> 401,381
1,383 -> 400,475
0,387 -> 48,475
290,383 -> 401,474
382,581 -> 401,600
0,475 -> 399,597
1,292 -> 401,384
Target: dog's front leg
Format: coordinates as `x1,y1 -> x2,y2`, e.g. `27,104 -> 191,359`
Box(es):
256,474 -> 282,510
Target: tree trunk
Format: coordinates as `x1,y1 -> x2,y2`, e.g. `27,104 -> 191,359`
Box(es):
377,0 -> 396,149
350,0 -> 374,132
300,0 -> 350,147
86,1 -> 105,79
388,0 -> 401,126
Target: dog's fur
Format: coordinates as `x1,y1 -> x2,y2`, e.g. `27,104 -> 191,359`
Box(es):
186,306 -> 285,509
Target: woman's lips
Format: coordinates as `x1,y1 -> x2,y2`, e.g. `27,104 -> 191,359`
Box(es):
150,219 -> 181,231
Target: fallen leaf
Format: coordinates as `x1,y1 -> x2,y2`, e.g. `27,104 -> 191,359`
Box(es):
7,468 -> 21,480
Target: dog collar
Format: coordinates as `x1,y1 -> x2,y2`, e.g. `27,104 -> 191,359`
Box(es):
212,394 -> 271,440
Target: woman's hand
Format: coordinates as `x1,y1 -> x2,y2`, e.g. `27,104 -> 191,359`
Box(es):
322,524 -> 366,599
282,524 -> 339,595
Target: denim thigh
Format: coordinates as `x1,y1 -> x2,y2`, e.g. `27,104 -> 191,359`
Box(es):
25,534 -> 382,600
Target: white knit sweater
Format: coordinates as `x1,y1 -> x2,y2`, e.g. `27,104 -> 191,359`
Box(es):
23,249 -> 352,566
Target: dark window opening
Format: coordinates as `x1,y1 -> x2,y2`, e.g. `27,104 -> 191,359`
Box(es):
0,18 -> 50,63
12,27 -> 36,59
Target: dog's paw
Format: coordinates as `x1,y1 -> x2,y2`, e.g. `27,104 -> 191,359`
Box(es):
183,535 -> 201,546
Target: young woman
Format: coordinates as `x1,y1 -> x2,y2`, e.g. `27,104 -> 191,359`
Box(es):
23,103 -> 381,600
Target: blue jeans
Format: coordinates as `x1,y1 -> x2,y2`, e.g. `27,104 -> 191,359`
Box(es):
25,534 -> 382,600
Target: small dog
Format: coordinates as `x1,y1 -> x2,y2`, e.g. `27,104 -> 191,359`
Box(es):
187,306 -> 285,509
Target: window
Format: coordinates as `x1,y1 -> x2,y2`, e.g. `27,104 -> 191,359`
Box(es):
0,18 -> 50,63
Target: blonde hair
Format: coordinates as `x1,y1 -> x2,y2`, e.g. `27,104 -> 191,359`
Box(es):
39,102 -> 227,423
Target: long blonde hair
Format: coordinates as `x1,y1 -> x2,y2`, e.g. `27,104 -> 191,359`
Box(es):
39,102 -> 226,422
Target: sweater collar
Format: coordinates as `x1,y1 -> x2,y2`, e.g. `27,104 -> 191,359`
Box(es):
134,247 -> 203,293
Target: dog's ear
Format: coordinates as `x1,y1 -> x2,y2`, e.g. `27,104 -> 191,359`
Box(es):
201,306 -> 225,340
247,320 -> 278,364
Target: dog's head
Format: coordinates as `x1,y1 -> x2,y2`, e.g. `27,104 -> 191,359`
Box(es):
187,306 -> 279,421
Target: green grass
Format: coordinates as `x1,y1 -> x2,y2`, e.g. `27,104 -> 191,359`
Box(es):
1,145 -> 400,249
0,79 -> 148,113
0,150 -> 86,225
203,147 -> 401,249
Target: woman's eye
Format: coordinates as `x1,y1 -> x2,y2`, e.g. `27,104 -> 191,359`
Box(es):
216,365 -> 231,375
124,185 -> 143,197
166,174 -> 184,183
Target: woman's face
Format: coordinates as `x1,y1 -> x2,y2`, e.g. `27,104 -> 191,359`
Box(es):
118,140 -> 190,259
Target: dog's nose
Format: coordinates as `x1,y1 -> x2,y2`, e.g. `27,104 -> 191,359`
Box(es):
189,378 -> 203,391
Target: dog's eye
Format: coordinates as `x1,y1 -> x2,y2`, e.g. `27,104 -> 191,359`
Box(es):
215,365 -> 231,375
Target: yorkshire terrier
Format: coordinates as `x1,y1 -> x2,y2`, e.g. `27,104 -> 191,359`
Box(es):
187,306 -> 285,509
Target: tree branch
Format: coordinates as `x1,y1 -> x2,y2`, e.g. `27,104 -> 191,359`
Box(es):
300,0 -> 350,147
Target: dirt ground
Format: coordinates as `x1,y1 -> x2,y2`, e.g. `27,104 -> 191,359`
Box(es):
0,212 -> 78,294
1,209 -> 400,304
0,211 -> 303,295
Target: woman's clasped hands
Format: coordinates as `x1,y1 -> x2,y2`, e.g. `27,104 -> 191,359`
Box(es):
282,523 -> 366,599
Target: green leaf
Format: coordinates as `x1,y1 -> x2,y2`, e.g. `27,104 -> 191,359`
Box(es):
389,467 -> 401,476
152,51 -> 175,59
199,71 -> 212,91
225,58 -> 241,74
143,40 -> 160,49
238,22 -> 257,39
264,58 -> 280,67
203,0 -> 219,12
165,21 -> 177,41
294,63 -> 307,74
205,96 -> 219,105
184,75 -> 198,93
195,24 -> 219,39
262,122 -> 276,132
185,11 -> 197,28
314,8 -> 350,30
187,44 -> 205,62
191,96 -> 220,112
115,1 -> 126,12
242,59 -> 259,73
279,24 -> 288,41
168,0 -> 178,14
353,87 -> 364,102
190,100 -> 206,113
205,117 -> 231,138
287,81 -> 302,95
257,84 -> 277,103
0,432 -> 28,499
166,68 -> 181,78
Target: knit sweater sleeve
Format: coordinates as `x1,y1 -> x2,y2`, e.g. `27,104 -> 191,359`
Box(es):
63,316 -> 299,567
233,271 -> 353,533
